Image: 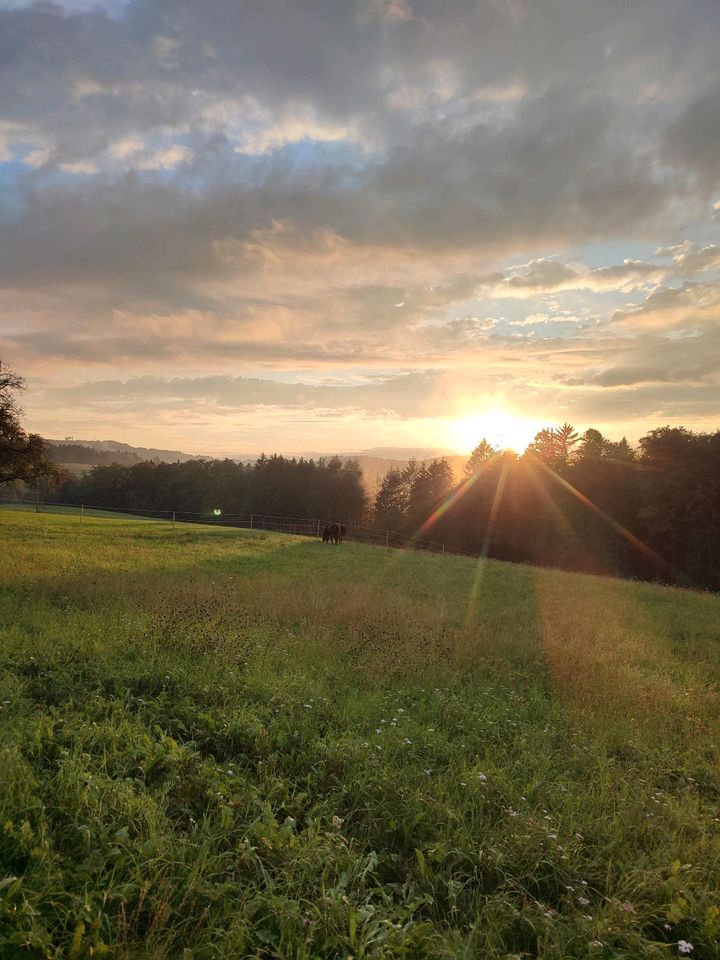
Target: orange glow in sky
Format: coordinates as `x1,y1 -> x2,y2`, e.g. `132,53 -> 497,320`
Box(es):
447,408 -> 545,454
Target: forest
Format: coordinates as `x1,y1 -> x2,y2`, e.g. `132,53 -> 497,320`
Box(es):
47,423 -> 720,590
373,425 -> 720,590
56,454 -> 369,527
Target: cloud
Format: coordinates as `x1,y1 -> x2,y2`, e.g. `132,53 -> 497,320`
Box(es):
2,0 -> 720,450
495,257 -> 673,297
42,370 -> 457,421
565,328 -> 720,387
610,282 -> 720,332
673,244 -> 720,273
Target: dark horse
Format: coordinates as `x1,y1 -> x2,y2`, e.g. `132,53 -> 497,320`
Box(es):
322,522 -> 347,544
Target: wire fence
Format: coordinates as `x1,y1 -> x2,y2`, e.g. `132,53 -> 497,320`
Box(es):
0,497 -> 480,560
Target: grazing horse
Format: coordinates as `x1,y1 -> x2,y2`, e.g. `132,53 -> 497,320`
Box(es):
322,522 -> 347,544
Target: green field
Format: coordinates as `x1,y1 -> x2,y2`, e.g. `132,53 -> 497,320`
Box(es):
0,503 -> 167,522
1,512 -> 719,959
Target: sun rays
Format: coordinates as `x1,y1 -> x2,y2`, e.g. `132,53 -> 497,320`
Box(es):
391,448 -> 676,634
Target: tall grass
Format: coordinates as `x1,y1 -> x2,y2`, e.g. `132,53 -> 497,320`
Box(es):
1,512 -> 719,958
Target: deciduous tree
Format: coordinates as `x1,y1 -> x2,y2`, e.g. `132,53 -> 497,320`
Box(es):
0,360 -> 57,489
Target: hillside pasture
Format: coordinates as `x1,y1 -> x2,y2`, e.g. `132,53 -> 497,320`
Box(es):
1,512 -> 719,959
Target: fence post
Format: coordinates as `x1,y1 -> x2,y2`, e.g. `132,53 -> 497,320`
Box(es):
316,518 -> 321,538
385,529 -> 389,548
172,510 -> 176,529
250,514 -> 254,529
442,543 -> 445,555
80,504 -> 84,528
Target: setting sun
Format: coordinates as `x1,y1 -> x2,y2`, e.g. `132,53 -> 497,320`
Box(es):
449,408 -> 543,454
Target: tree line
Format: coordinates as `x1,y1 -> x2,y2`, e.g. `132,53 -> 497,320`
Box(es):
373,424 -> 720,590
56,455 -> 368,523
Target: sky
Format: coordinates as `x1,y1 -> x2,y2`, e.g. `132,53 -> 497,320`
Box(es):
1,0 -> 719,456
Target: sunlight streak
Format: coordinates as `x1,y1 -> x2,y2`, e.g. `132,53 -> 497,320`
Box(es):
414,471 -> 479,538
530,456 -> 672,577
462,461 -> 509,632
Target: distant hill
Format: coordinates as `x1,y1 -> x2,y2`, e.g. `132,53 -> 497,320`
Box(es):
48,439 -> 202,468
47,439 -> 469,495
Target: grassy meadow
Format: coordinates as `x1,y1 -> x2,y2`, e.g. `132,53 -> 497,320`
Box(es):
1,510 -> 719,959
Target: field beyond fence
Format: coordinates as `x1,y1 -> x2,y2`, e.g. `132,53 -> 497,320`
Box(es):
0,497 -> 477,558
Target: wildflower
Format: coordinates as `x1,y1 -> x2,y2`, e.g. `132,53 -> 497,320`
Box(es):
620,901 -> 636,914
403,737 -> 412,744
589,940 -> 604,949
678,941 -> 694,954
303,704 -> 312,709
507,808 -> 519,818
332,816 -> 344,829
460,781 -> 467,787
375,728 -> 381,734
477,773 -> 487,782
578,897 -> 591,907
424,768 -> 433,775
